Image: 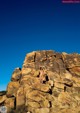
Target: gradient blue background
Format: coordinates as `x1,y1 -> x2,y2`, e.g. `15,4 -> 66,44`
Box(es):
0,0 -> 80,91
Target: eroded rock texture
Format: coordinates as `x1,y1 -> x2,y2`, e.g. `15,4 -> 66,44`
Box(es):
0,50 -> 80,113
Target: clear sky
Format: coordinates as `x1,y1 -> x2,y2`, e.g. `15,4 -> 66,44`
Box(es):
0,0 -> 80,91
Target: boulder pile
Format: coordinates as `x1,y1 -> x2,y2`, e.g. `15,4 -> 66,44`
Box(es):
0,50 -> 80,113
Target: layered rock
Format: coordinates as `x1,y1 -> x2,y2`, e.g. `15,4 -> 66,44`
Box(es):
0,50 -> 80,113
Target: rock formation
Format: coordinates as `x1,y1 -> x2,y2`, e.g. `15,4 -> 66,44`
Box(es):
0,50 -> 80,113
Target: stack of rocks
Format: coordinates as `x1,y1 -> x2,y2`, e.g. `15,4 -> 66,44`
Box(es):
0,50 -> 80,113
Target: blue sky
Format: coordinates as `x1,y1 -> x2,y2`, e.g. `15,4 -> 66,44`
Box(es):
0,0 -> 80,91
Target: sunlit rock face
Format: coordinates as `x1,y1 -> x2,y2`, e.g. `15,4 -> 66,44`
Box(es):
0,50 -> 80,113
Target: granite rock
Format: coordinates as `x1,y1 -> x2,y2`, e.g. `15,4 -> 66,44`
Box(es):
0,50 -> 80,113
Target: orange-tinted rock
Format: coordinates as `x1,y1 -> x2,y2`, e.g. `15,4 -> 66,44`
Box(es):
70,66 -> 80,76
0,50 -> 80,113
11,68 -> 22,81
6,81 -> 20,97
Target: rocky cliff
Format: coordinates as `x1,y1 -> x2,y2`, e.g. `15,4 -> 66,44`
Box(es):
0,50 -> 80,113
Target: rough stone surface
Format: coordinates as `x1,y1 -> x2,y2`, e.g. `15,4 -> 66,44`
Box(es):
0,50 -> 80,113
11,68 -> 22,81
6,81 -> 20,97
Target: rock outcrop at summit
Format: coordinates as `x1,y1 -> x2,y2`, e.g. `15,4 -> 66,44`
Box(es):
0,50 -> 80,113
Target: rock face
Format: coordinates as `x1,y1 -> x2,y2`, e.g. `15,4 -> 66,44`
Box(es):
0,50 -> 80,113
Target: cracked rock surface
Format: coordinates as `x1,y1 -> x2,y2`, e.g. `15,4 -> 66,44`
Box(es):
0,50 -> 80,113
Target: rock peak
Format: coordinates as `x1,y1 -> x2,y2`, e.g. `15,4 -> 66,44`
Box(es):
0,50 -> 80,113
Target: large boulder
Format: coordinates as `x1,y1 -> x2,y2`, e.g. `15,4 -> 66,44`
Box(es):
16,87 -> 25,107
11,68 -> 22,81
5,97 -> 15,112
6,81 -> 20,97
